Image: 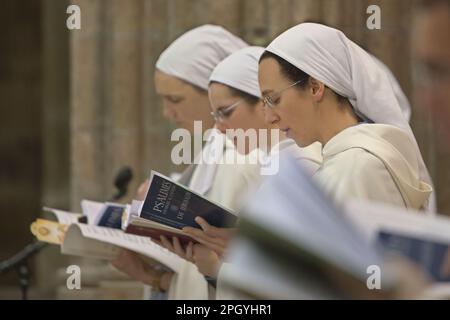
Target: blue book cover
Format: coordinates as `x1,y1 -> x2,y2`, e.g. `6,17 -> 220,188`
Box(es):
97,204 -> 125,229
140,171 -> 237,230
377,231 -> 450,282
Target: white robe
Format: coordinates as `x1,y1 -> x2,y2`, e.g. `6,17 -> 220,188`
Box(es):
215,139 -> 324,300
272,139 -> 322,175
313,124 -> 432,210
166,139 -> 262,300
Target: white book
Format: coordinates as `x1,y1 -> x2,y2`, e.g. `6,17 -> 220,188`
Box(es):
80,199 -> 106,224
62,223 -> 183,272
42,207 -> 81,225
37,206 -> 185,273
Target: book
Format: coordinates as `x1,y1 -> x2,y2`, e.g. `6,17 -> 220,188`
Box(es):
31,205 -> 185,273
124,170 -> 238,244
80,200 -> 125,229
43,201 -> 126,229
344,200 -> 450,283
62,223 -> 183,272
220,153 -> 389,299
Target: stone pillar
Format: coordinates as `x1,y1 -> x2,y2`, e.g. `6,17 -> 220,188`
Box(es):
38,0 -> 71,297
70,0 -> 108,210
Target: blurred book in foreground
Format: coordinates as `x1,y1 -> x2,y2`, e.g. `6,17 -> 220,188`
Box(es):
344,200 -> 450,298
220,153 -> 399,299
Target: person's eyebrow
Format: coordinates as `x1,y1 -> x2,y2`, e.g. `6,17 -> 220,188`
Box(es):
261,89 -> 274,97
164,94 -> 183,98
216,105 -> 232,111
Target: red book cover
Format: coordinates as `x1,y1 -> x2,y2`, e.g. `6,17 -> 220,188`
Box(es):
125,224 -> 194,245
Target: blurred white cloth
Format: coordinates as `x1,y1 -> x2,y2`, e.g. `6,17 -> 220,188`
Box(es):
267,139 -> 322,176
167,137 -> 263,300
313,124 -> 432,210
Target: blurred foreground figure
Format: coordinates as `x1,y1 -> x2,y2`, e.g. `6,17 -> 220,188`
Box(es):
219,153 -> 429,299
414,0 -> 450,147
414,0 -> 450,296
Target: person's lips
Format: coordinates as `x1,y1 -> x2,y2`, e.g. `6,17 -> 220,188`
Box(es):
280,127 -> 291,137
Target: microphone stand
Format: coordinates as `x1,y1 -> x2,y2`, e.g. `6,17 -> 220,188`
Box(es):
0,166 -> 133,300
0,241 -> 48,300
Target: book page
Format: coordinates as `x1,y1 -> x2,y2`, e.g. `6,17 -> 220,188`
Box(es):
345,200 -> 450,243
62,224 -> 184,272
43,207 -> 81,225
62,224 -> 119,260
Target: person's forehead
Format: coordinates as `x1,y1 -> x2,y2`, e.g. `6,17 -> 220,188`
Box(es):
209,84 -> 239,110
155,71 -> 191,94
258,58 -> 284,88
259,57 -> 281,75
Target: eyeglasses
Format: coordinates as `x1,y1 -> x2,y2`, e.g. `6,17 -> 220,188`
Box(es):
210,99 -> 242,122
262,79 -> 306,109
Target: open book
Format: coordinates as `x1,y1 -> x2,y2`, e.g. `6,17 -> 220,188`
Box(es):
123,170 -> 237,244
31,205 -> 185,273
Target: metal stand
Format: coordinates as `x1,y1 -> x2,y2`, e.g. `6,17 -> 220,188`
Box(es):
0,241 -> 47,300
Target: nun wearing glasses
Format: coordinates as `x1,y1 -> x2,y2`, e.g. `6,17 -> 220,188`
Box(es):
258,23 -> 433,211
180,46 -> 322,299
208,46 -> 322,176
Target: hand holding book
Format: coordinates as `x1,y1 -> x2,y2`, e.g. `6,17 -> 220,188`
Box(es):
157,216 -> 231,278
158,236 -> 195,262
157,235 -> 223,278
111,248 -> 173,292
190,244 -> 222,278
125,171 -> 238,245
182,217 -> 236,256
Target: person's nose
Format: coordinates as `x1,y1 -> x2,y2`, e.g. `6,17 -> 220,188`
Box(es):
264,107 -> 280,125
162,102 -> 176,120
216,120 -> 229,134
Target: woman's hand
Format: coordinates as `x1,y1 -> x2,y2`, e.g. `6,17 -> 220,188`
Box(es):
192,244 -> 223,278
111,249 -> 173,291
158,236 -> 195,262
136,179 -> 150,201
182,217 -> 236,256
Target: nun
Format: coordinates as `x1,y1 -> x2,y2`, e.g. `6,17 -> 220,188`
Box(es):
208,46 -> 322,175
112,25 -> 252,300
181,46 -> 322,299
258,23 -> 433,211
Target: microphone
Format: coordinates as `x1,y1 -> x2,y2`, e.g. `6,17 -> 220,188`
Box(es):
111,166 -> 133,201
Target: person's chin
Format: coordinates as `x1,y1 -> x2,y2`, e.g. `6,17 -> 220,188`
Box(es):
175,121 -> 192,132
292,135 -> 309,148
233,139 -> 249,155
